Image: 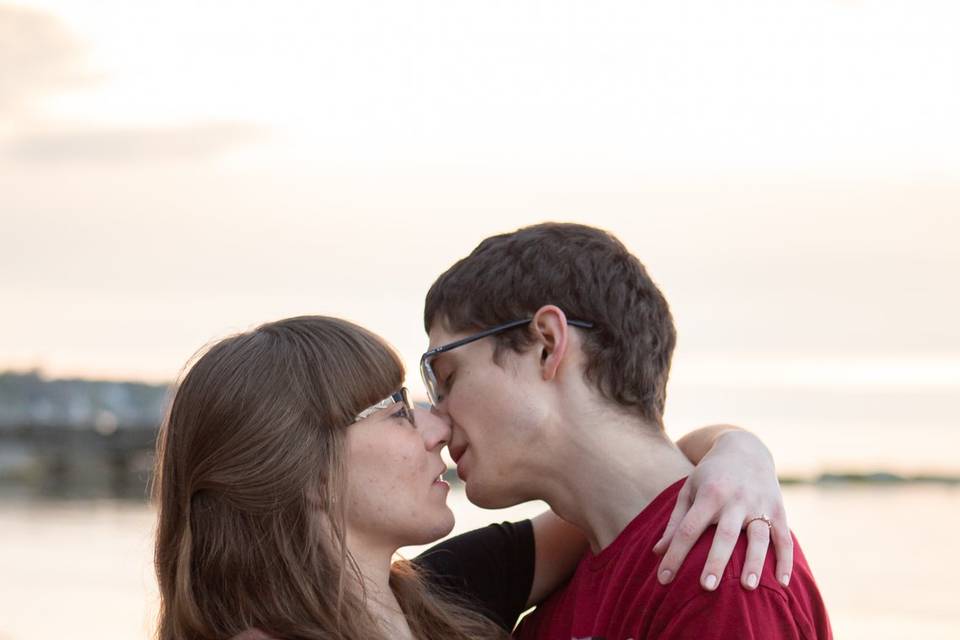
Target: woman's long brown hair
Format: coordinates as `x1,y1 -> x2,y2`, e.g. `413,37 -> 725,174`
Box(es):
152,316 -> 509,639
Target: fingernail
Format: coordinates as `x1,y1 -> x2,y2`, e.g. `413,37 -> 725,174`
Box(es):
781,573 -> 791,587
746,573 -> 758,589
659,569 -> 673,584
704,574 -> 717,590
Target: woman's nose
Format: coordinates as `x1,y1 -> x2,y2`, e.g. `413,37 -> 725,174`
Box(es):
415,407 -> 452,450
430,400 -> 449,419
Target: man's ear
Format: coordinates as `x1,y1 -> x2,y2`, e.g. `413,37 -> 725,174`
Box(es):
530,305 -> 569,381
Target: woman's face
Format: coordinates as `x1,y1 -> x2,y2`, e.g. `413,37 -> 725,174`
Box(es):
343,396 -> 454,551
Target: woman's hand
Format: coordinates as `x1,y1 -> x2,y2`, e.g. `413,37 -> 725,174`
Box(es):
653,427 -> 793,590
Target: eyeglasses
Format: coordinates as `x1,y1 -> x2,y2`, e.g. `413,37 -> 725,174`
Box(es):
354,387 -> 416,427
420,317 -> 594,406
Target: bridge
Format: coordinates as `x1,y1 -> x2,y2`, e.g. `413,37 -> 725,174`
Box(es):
0,424 -> 159,498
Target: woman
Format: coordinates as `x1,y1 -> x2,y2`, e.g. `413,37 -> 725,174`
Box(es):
153,316 -> 786,639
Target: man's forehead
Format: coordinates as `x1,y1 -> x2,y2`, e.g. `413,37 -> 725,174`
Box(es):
427,316 -> 471,351
426,322 -> 465,351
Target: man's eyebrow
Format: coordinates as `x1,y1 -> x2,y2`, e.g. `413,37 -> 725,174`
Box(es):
433,350 -> 456,372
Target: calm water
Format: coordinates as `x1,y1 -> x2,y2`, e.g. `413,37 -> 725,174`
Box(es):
1,485 -> 958,639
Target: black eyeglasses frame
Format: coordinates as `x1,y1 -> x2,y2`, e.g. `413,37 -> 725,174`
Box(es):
419,317 -> 594,406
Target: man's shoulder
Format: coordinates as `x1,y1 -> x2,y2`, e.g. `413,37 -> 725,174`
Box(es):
666,522 -> 780,602
615,478 -> 691,552
657,529 -> 831,639
675,522 -> 748,586
669,526 -> 824,600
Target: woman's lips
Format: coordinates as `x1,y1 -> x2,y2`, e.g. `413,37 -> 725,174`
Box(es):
432,465 -> 448,487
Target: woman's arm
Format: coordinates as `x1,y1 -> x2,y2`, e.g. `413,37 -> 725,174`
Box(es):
526,510 -> 587,608
675,423 -> 742,464
526,425 -> 792,607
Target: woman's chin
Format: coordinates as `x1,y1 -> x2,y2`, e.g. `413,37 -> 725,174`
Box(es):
437,508 -> 456,536
408,508 -> 456,546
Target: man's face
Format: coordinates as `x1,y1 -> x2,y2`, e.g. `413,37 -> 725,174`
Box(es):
426,324 -> 545,509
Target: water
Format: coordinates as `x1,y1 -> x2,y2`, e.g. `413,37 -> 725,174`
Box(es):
1,485 -> 958,639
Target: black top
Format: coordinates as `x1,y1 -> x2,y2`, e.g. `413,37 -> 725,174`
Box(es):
413,520 -> 536,631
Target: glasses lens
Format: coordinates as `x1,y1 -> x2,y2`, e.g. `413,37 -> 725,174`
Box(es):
400,387 -> 416,426
420,357 -> 439,406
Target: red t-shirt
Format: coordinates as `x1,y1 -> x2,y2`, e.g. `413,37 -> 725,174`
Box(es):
515,478 -> 832,640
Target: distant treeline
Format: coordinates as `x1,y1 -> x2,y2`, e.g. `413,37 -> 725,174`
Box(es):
3,372 -> 958,486
780,472 -> 960,486
0,371 -> 170,429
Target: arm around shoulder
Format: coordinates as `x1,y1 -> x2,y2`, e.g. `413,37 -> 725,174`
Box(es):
526,510 -> 588,608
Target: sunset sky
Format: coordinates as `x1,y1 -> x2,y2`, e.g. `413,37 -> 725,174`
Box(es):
2,1 -> 959,471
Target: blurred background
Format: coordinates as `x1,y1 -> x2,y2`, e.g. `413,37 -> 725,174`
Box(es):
2,1 -> 958,638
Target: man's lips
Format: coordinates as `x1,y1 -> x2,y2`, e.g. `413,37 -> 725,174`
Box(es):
449,444 -> 468,465
449,445 -> 470,481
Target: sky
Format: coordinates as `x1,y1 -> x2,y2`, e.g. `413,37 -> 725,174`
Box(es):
2,1 -> 959,471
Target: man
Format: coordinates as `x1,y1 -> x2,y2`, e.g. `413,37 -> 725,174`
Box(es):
421,223 -> 831,638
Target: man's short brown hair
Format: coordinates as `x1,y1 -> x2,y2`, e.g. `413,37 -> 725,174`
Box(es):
424,222 -> 676,428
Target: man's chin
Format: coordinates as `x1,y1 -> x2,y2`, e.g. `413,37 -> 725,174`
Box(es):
464,480 -> 520,510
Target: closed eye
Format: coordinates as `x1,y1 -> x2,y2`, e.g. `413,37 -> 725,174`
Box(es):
434,372 -> 454,405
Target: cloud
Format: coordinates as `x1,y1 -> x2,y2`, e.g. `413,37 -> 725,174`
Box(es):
0,4 -> 97,115
2,122 -> 269,164
0,6 -> 266,165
